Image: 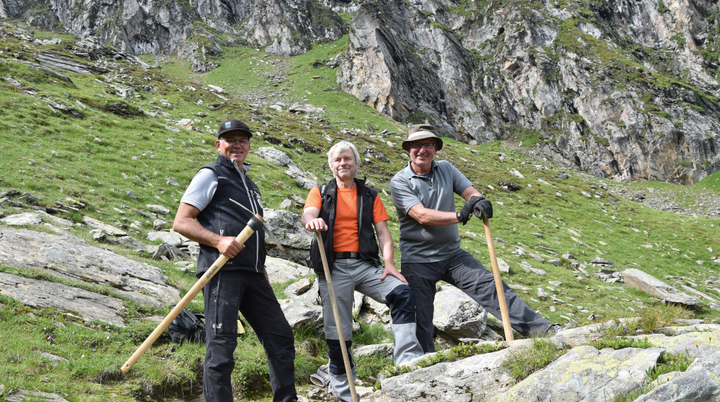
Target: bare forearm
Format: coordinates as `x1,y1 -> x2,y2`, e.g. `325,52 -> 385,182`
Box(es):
409,206 -> 460,226
173,216 -> 222,249
377,231 -> 395,267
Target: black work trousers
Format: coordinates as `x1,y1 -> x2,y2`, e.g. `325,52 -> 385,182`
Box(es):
202,270 -> 297,402
402,249 -> 553,352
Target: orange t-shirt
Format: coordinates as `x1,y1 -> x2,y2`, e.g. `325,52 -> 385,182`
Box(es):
304,185 -> 389,252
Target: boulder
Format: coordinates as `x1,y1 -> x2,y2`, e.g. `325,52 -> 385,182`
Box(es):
489,346 -> 665,401
622,269 -> 698,306
433,286 -> 487,343
635,351 -> 720,401
0,227 -> 180,309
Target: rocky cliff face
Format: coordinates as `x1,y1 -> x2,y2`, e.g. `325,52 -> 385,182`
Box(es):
1,0 -> 345,70
2,0 -> 719,184
337,0 -> 720,184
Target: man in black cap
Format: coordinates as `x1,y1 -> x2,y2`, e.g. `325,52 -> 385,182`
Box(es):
390,124 -> 557,352
173,119 -> 300,402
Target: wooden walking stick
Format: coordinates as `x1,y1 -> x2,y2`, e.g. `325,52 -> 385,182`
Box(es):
315,231 -> 359,402
121,213 -> 266,373
481,215 -> 514,342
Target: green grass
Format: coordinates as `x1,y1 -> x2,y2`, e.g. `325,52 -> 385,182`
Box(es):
500,339 -> 565,383
0,18 -> 719,402
612,351 -> 695,402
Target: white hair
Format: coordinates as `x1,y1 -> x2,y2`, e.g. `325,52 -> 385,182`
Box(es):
327,141 -> 360,173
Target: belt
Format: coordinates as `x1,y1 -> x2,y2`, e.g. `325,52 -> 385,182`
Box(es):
335,252 -> 359,259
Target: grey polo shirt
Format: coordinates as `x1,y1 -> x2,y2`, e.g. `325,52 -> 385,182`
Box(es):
390,160 -> 473,263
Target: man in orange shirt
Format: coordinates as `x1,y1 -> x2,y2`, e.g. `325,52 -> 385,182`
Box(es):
302,141 -> 424,401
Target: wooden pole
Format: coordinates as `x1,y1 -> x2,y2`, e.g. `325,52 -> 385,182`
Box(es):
482,217 -> 514,342
121,214 -> 265,373
315,231 -> 359,402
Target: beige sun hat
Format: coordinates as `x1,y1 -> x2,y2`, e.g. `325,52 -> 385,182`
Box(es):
402,123 -> 444,151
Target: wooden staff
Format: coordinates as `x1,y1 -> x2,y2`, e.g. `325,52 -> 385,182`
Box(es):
482,216 -> 514,341
121,214 -> 265,373
315,231 -> 359,402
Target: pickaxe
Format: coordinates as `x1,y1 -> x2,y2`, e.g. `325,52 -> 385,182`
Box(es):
121,199 -> 283,373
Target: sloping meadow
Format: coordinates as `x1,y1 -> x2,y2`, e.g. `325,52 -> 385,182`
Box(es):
0,21 -> 719,401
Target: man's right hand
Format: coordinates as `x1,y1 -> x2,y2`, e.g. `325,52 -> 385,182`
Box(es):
304,218 -> 328,232
457,196 -> 484,225
216,236 -> 244,258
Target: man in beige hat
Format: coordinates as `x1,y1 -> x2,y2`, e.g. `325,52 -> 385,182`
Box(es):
389,124 -> 557,352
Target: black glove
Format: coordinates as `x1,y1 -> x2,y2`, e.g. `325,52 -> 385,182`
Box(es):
457,196 -> 483,225
474,199 -> 493,219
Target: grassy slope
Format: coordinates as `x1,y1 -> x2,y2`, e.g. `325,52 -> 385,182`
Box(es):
0,21 -> 719,401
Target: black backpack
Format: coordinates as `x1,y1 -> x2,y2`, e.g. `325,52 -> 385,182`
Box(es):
168,310 -> 206,344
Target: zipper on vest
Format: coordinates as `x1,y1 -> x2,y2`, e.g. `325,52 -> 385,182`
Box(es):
234,160 -> 261,273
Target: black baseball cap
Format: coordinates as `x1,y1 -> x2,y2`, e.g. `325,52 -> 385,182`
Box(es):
217,119 -> 252,138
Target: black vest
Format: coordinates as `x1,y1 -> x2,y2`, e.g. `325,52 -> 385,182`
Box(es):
310,178 -> 381,276
195,154 -> 265,277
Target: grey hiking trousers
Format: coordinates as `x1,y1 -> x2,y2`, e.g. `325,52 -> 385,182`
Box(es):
402,249 -> 553,352
319,258 -> 424,401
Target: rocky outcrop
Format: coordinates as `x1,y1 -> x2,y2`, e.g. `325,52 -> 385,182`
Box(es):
0,227 -> 181,312
337,0 -> 720,184
8,0 -> 718,184
623,268 -> 699,306
43,0 -> 345,69
368,325 -> 720,402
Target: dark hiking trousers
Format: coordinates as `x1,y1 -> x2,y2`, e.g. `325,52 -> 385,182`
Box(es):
402,249 -> 553,352
203,270 -> 297,402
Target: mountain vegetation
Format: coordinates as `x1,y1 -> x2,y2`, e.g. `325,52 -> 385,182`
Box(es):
0,3 -> 719,401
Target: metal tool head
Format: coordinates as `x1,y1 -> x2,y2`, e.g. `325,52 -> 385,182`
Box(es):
229,198 -> 286,253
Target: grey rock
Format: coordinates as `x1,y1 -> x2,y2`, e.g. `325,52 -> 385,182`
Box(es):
285,278 -> 313,296
265,256 -> 313,284
643,331 -> 720,359
153,219 -> 171,230
433,286 -> 487,343
278,299 -> 322,330
635,351 -> 720,401
0,212 -> 42,226
37,51 -> 108,75
278,199 -> 293,210
622,268 -> 698,306
0,227 -> 180,309
496,257 -> 510,273
256,146 -> 293,167
4,389 -> 69,402
82,216 -> 127,236
146,230 -> 185,247
354,343 -> 394,360
149,242 -> 187,261
288,103 -> 325,114
90,229 -> 117,243
146,204 -> 170,215
285,164 -> 318,190
371,340 -> 534,401
0,272 -> 125,327
263,208 -> 313,264
39,352 -> 68,365
364,296 -> 390,324
596,269 -> 624,283
531,267 -> 548,276
489,346 -> 665,402
591,256 -> 614,266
